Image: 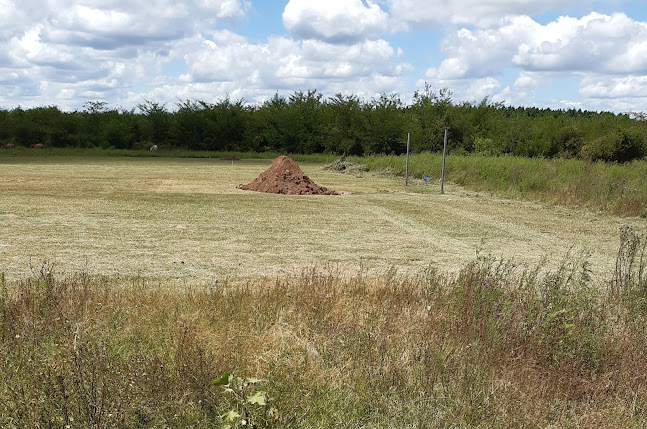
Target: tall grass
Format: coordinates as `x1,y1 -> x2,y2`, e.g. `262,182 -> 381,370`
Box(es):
353,153 -> 647,217
2,230 -> 647,427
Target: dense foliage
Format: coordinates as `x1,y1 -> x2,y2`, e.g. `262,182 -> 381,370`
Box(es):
1,86 -> 646,162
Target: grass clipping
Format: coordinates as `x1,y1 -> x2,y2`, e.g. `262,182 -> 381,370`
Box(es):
238,155 -> 338,195
322,155 -> 368,175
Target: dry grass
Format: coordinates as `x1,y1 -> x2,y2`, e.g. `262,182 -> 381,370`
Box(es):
0,156 -> 642,282
1,249 -> 646,427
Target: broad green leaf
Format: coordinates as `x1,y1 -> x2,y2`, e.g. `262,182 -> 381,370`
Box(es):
221,410 -> 240,423
247,391 -> 267,405
213,373 -> 231,386
245,377 -> 262,384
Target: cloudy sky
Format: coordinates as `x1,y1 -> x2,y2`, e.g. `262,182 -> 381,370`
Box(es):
1,0 -> 646,112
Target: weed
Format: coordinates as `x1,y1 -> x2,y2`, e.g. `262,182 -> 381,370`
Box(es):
321,155 -> 368,175
214,373 -> 278,428
613,225 -> 647,317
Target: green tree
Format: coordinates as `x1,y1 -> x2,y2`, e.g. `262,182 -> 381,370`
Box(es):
137,100 -> 172,147
409,84 -> 453,152
174,99 -> 206,150
245,93 -> 289,152
202,98 -> 248,151
365,93 -> 407,154
324,93 -> 368,155
286,90 -> 325,153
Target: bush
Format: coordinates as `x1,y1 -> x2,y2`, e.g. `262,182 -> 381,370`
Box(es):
581,130 -> 646,163
549,126 -> 583,158
472,137 -> 499,156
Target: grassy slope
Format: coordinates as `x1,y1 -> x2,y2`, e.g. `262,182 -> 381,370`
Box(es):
6,148 -> 645,216
0,146 -> 338,163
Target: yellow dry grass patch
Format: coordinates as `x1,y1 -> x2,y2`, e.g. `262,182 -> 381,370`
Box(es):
0,156 -> 642,282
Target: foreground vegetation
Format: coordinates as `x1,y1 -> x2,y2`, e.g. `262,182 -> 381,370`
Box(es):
1,86 -> 646,163
1,227 -> 646,427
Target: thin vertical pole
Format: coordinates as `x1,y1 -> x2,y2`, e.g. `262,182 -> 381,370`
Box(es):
440,128 -> 448,195
405,129 -> 411,186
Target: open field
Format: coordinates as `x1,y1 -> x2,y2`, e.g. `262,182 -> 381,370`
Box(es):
1,155 -> 644,283
2,154 -> 647,427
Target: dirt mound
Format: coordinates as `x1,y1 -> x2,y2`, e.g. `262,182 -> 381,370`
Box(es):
238,155 -> 339,195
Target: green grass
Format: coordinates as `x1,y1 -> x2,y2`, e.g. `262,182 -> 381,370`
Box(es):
352,153 -> 647,217
0,146 -> 338,163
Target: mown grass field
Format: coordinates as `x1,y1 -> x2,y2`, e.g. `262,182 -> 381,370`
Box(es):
1,152 -> 647,428
1,154 -> 642,282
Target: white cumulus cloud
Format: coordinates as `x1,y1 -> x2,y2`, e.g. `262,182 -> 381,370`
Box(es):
0,0 -> 251,109
580,75 -> 647,99
512,13 -> 647,74
283,0 -> 389,43
180,30 -> 407,102
418,11 -> 647,109
387,0 -> 567,28
2,0 -> 647,113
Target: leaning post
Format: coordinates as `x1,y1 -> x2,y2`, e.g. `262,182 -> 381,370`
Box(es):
440,128 -> 448,195
405,129 -> 411,186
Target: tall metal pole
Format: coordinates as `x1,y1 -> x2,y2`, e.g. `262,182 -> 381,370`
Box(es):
405,129 -> 411,186
440,128 -> 448,195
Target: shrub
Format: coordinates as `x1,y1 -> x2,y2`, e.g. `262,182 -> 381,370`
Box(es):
473,137 -> 498,156
549,126 -> 583,158
581,130 -> 646,163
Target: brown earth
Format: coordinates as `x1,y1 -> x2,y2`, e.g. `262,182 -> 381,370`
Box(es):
238,155 -> 339,195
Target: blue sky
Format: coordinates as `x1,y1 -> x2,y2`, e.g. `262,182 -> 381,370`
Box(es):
1,0 -> 646,113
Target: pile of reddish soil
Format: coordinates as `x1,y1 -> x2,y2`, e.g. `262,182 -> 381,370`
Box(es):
238,155 -> 339,195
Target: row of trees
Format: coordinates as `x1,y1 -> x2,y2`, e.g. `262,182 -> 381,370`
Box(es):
1,86 -> 646,162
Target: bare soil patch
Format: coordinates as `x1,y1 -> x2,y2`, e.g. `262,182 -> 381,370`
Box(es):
238,155 -> 338,195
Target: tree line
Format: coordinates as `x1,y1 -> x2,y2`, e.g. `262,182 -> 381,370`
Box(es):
1,86 -> 645,162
